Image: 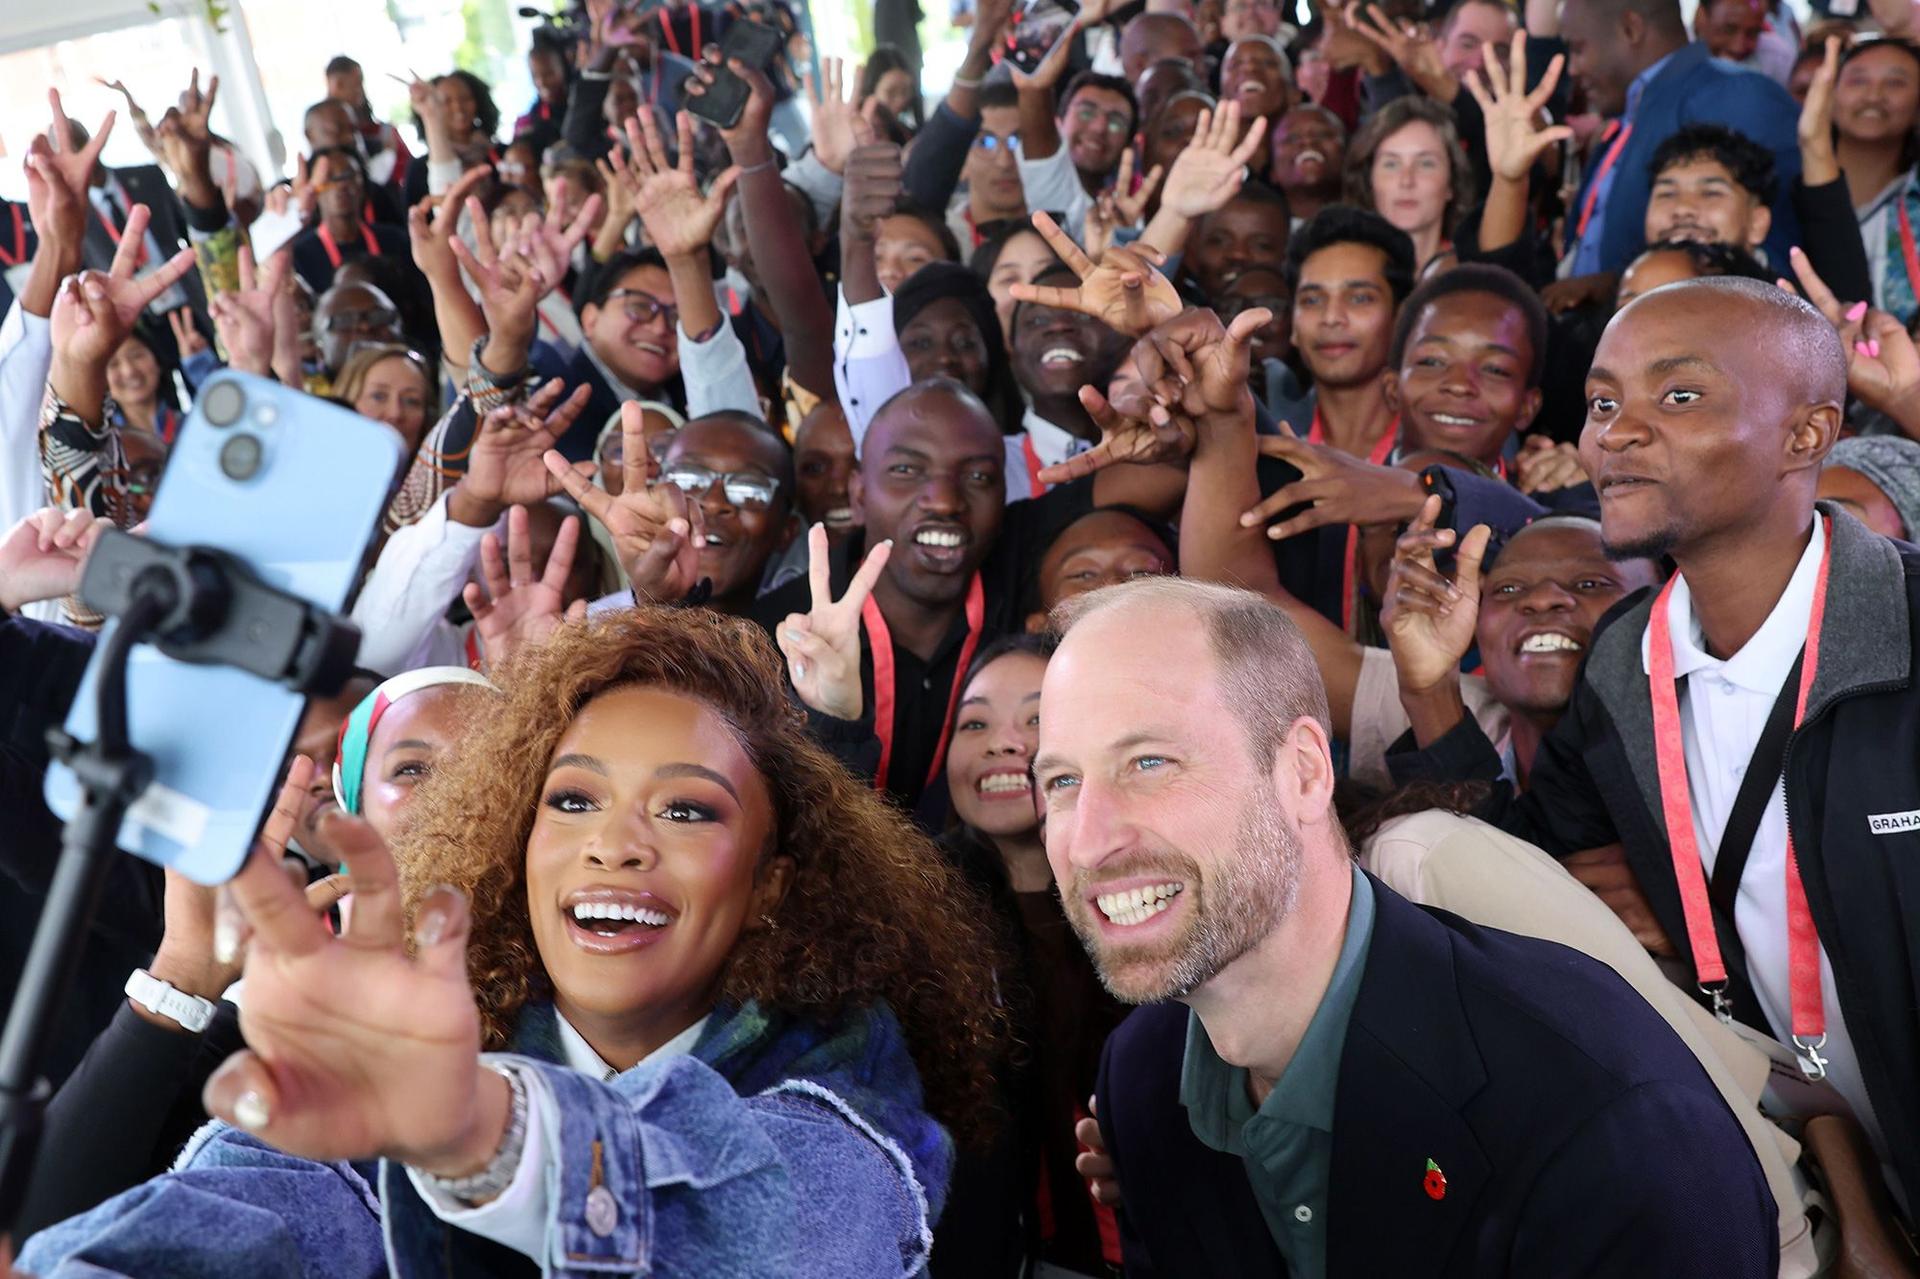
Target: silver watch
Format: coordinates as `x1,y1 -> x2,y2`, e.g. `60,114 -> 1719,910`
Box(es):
422,1062 -> 529,1206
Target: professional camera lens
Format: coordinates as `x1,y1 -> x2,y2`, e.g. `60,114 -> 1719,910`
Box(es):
203,381 -> 246,428
220,434 -> 264,481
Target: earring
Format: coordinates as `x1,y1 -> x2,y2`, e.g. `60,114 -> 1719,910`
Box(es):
761,913 -> 779,930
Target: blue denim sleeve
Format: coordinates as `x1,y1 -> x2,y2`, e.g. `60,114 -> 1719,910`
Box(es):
383,1054 -> 935,1278
16,1124 -> 387,1279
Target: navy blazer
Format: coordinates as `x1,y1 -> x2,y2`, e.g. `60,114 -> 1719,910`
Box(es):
1094,875 -> 1779,1277
1576,42 -> 1802,274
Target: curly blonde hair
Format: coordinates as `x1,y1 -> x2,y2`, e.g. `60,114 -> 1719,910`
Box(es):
393,608 -> 1008,1142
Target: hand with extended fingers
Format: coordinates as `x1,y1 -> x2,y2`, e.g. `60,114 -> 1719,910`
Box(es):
45,89 -> 115,200
200,798 -> 494,1173
449,379 -> 598,528
23,133 -> 89,267
1106,147 -> 1164,228
210,245 -> 293,377
153,68 -> 220,186
804,58 -> 869,175
1379,494 -> 1492,693
613,110 -> 741,259
776,523 -> 893,721
167,308 -> 209,359
0,506 -> 108,612
1514,435 -> 1588,495
1009,13 -> 1082,93
1240,431 -> 1426,540
1346,3 -> 1456,100
502,195 -> 605,289
542,401 -> 709,602
463,504 -> 590,672
1798,36 -> 1843,184
51,204 -> 197,378
1786,245 -> 1920,437
407,167 -> 491,283
1131,304 -> 1272,422
1008,211 -> 1183,338
1157,101 -> 1266,221
1464,32 -> 1571,184
453,197 -> 549,363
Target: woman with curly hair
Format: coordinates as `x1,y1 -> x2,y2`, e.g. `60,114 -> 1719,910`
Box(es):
19,609 -> 1008,1279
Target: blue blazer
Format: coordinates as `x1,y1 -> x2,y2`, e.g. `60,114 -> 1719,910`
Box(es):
1094,875 -> 1779,1277
1577,42 -> 1803,274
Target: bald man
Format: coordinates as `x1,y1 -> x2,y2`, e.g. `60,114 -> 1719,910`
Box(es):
1387,277 -> 1920,1213
1038,577 -> 1776,1276
1119,12 -> 1205,85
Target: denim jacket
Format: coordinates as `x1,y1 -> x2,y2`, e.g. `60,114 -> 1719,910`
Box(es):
19,1000 -> 948,1279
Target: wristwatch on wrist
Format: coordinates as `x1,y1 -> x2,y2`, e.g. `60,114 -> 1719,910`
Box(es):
422,1062 -> 530,1206
124,968 -> 218,1033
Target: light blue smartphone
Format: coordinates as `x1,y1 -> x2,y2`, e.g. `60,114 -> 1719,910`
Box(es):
45,371 -> 404,885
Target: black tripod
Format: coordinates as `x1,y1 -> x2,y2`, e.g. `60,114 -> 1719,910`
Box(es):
0,530 -> 359,1240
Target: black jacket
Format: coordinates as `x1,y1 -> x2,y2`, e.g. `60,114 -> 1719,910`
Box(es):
1387,504 -> 1920,1211
1096,876 -> 1779,1277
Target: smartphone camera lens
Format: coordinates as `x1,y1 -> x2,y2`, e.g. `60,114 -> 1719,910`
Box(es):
220,434 -> 264,481
203,381 -> 246,428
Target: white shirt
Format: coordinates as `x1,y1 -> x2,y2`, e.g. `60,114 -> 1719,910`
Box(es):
0,300 -> 51,534
349,491 -> 497,675
1004,407 -> 1089,501
1015,144 -> 1092,244
833,289 -> 910,447
1640,516 -> 1889,1175
412,1012 -> 711,1262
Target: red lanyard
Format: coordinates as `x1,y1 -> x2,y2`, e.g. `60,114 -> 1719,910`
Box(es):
1647,519 -> 1833,1078
1897,201 -> 1920,301
464,627 -> 485,672
860,572 -> 986,792
97,205 -> 150,269
1577,121 -> 1634,239
1022,434 -> 1047,498
1307,408 -> 1396,634
0,205 -> 22,268
657,6 -> 701,56
318,221 -> 380,270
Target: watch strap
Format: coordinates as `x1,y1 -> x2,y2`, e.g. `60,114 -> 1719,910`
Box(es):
124,968 -> 218,1033
421,1062 -> 530,1206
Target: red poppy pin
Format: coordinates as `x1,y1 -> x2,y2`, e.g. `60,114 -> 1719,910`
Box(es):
1423,1158 -> 1447,1201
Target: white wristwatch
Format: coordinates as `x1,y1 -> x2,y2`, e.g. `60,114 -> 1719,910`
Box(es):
125,968 -> 218,1033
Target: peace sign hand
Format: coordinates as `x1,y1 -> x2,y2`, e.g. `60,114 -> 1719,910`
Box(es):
463,504 -> 591,673
407,166 -> 490,282
1464,31 -> 1571,184
45,88 -> 116,202
451,198 -> 547,358
1239,432 -> 1425,539
1787,245 -> 1920,434
457,379 -> 597,516
541,401 -> 708,602
1008,211 -> 1183,338
777,523 -> 892,721
209,244 -> 292,377
50,204 -> 198,371
1379,494 -> 1491,693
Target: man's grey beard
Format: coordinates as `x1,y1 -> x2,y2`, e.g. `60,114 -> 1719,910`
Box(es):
1068,788 -> 1303,1005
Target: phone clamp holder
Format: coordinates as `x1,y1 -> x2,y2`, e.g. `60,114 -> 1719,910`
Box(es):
0,528 -> 361,1239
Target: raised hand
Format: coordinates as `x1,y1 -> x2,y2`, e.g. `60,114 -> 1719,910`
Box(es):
0,506 -> 108,611
776,523 -> 892,720
23,134 -> 88,266
1157,101 -> 1268,221
541,400 -> 707,602
699,54 -> 779,160
1463,31 -> 1571,184
1039,385 -> 1196,485
804,57 -> 867,175
594,155 -> 637,248
1787,245 -> 1920,436
1379,493 -> 1490,692
450,379 -> 598,525
1240,432 -> 1425,539
209,244 -> 292,377
1008,211 -> 1183,337
95,77 -> 155,145
1009,14 -> 1081,93
45,88 -> 115,199
167,306 -> 210,359
1347,2 -> 1456,100
1108,147 -> 1164,228
1798,36 -> 1842,184
451,198 -> 548,365
200,812 -> 493,1171
840,140 -> 904,245
50,204 -> 197,388
463,504 -> 590,672
613,109 -> 740,259
1135,304 -> 1272,421
407,166 -> 491,282
503,195 -> 605,290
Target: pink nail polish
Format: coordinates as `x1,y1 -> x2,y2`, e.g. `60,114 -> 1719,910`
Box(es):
1856,341 -> 1873,358
1869,339 -> 1882,358
1846,301 -> 1869,323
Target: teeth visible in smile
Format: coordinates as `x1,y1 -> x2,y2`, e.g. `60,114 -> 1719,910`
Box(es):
1520,632 -> 1584,654
1240,80 -> 1267,94
915,528 -> 963,548
571,902 -> 671,925
977,772 -> 1029,795
1430,413 -> 1479,426
1096,882 -> 1183,926
1040,347 -> 1083,366
700,533 -> 726,547
632,340 -> 667,354
824,506 -> 853,524
1297,148 -> 1326,165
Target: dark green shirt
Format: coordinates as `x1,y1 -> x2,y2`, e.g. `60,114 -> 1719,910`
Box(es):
1178,866 -> 1376,1279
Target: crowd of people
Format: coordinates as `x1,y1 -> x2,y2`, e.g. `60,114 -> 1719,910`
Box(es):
3,0 -> 1920,1271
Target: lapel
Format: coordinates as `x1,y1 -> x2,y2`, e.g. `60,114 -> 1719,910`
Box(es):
1327,879 -> 1492,1275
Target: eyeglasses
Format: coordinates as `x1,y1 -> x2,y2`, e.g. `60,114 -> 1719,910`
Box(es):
1070,103 -> 1131,135
973,132 -> 1022,154
661,463 -> 781,509
324,306 -> 399,334
605,289 -> 679,329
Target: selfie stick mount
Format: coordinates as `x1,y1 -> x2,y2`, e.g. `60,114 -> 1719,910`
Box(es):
0,528 -> 361,1239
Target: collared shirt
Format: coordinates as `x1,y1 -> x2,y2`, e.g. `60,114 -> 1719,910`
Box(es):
581,334 -> 648,406
414,1011 -> 711,1259
1639,515 -> 1888,1174
1180,866 -> 1377,1278
1005,407 -> 1091,501
1572,49 -> 1679,275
